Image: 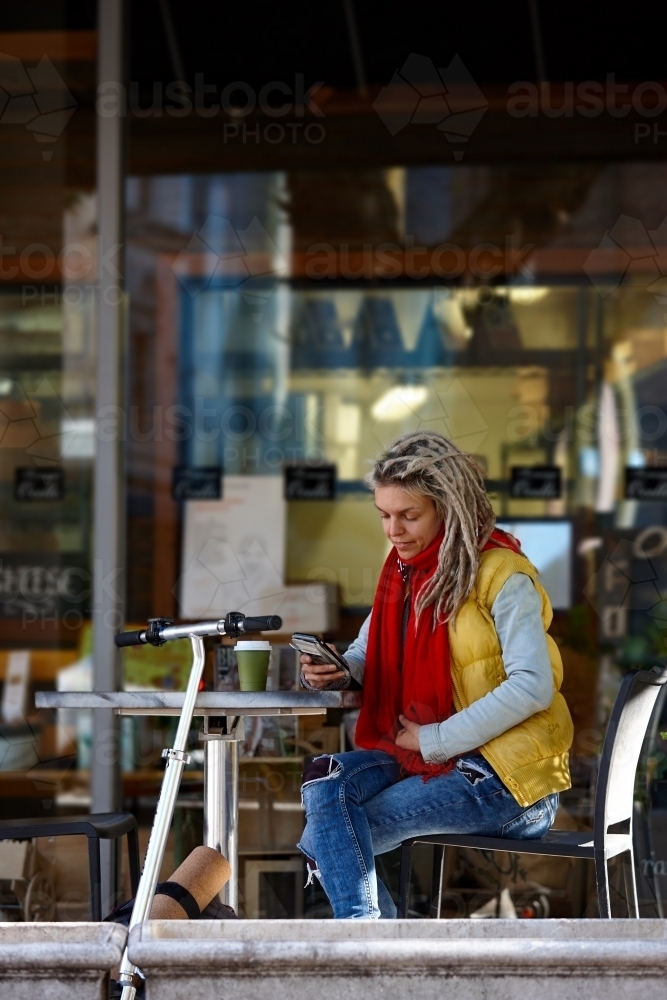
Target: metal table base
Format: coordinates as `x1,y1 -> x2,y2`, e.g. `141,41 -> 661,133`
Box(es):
201,730 -> 239,910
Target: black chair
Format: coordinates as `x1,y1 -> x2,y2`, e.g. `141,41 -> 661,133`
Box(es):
0,812 -> 140,920
397,666 -> 667,919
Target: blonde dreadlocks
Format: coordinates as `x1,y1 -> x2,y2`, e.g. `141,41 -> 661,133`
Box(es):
366,431 -> 496,624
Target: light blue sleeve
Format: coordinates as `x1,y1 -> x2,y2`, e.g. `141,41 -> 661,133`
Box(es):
299,613 -> 370,690
342,613 -> 370,686
418,573 -> 554,763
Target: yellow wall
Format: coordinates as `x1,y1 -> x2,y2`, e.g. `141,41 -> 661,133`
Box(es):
286,494 -> 387,606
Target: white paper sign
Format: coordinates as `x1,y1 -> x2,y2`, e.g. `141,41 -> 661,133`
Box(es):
273,583 -> 339,634
179,475 -> 287,619
2,650 -> 30,724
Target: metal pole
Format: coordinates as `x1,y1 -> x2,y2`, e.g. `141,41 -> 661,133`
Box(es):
576,288 -> 588,413
342,0 -> 368,97
203,732 -> 240,910
157,0 -> 186,83
118,635 -> 206,1000
528,0 -> 547,84
92,0 -> 126,915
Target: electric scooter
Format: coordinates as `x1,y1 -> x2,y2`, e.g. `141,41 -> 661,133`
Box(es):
113,612 -> 282,1000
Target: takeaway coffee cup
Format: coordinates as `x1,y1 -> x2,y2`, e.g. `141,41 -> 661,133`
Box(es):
235,640 -> 271,691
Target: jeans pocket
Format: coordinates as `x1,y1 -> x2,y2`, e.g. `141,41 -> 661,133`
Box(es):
500,793 -> 558,839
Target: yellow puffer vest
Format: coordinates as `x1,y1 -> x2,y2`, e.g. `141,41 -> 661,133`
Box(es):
448,547 -> 573,807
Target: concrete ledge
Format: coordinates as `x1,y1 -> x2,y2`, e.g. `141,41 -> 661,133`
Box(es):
0,923 -> 127,1000
129,919 -> 667,1000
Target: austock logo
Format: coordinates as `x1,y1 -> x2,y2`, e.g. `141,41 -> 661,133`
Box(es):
172,215 -> 287,319
373,53 -> 488,160
0,54 -> 76,160
586,529 -> 667,640
583,214 -> 667,318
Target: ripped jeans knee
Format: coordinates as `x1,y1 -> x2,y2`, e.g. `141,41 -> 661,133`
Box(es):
300,754 -> 344,813
302,753 -> 342,787
303,856 -> 321,887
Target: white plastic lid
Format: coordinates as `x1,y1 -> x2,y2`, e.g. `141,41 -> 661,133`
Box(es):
235,640 -> 271,650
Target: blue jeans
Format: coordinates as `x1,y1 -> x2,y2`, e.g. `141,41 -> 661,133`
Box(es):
298,750 -> 558,919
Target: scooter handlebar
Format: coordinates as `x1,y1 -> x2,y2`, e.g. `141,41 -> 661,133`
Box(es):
114,613 -> 283,647
240,615 -> 283,633
114,630 -> 146,647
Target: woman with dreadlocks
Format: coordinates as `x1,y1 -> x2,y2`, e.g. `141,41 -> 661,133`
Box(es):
298,430 -> 573,919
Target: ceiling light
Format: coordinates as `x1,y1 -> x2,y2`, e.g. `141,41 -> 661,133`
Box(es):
508,287 -> 549,305
371,385 -> 428,423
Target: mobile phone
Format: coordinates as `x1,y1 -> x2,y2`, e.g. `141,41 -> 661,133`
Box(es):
290,633 -> 351,680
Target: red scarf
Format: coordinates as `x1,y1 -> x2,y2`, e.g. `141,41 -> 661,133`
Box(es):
355,527 -> 521,778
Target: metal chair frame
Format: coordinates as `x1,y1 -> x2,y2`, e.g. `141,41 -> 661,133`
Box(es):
397,667 -> 667,919
0,811 -> 140,920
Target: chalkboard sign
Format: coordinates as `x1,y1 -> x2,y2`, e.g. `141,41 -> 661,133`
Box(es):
0,553 -> 89,617
625,467 -> 667,501
509,466 -> 561,499
285,464 -> 336,500
15,467 -> 63,501
172,467 -> 222,501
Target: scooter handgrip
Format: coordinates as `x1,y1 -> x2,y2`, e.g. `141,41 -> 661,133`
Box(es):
114,630 -> 147,647
242,615 -> 283,633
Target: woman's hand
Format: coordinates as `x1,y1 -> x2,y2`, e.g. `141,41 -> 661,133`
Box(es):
395,714 -> 422,753
300,646 -> 347,689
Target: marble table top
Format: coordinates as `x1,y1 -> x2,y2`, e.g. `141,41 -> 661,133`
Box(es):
36,689 -> 362,717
